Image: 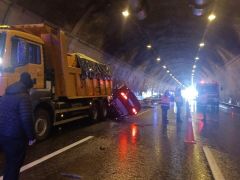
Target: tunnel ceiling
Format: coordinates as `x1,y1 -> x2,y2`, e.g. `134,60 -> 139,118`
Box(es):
11,0 -> 240,86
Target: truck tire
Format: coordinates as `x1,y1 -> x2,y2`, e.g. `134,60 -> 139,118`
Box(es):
99,101 -> 108,120
89,102 -> 99,121
34,108 -> 51,141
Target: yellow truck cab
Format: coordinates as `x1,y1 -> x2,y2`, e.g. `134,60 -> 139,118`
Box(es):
0,24 -> 112,140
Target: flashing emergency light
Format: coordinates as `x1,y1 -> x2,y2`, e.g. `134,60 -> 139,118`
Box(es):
122,10 -> 129,17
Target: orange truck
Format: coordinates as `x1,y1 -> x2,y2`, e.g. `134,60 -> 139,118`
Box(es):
0,24 -> 112,140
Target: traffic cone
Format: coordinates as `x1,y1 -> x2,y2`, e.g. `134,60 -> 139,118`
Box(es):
184,118 -> 196,144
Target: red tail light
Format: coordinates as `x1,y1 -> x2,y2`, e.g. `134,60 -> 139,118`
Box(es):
120,92 -> 128,100
132,108 -> 137,115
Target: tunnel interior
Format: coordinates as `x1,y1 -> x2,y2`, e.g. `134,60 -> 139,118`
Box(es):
1,0 -> 240,103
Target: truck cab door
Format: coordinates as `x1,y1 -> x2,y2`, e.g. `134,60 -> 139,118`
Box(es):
10,37 -> 44,88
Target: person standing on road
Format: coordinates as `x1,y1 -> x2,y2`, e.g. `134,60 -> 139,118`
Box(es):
161,90 -> 170,124
0,72 -> 36,180
175,88 -> 183,123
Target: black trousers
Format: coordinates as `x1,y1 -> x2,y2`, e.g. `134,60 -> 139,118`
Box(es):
202,105 -> 207,122
176,105 -> 182,121
161,106 -> 169,123
0,136 -> 27,180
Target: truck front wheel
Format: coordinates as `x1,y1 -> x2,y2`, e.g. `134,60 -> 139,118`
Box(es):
34,108 -> 52,141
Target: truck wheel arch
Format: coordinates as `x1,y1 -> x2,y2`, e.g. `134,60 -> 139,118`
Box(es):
34,103 -> 54,141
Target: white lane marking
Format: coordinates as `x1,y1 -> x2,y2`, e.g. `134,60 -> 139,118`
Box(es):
203,146 -> 225,180
0,136 -> 94,180
137,109 -> 151,116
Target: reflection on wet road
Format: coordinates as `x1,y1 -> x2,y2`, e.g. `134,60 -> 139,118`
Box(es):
1,102 -> 240,179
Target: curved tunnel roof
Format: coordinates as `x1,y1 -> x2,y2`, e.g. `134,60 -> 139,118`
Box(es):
4,0 -> 240,94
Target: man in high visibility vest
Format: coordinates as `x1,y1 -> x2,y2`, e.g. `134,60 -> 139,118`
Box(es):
161,90 -> 170,124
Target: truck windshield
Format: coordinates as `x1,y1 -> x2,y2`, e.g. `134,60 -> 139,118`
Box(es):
0,32 -> 6,59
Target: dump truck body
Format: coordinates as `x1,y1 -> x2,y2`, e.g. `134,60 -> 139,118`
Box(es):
0,24 -> 112,140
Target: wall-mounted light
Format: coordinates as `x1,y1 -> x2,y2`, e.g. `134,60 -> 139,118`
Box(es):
195,57 -> 199,60
156,57 -> 161,61
162,65 -> 167,69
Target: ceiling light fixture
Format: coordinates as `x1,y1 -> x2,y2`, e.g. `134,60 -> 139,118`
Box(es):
208,14 -> 216,21
122,10 -> 129,17
147,44 -> 152,49
199,42 -> 205,47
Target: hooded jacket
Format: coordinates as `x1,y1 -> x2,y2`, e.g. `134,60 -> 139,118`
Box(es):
0,81 -> 35,140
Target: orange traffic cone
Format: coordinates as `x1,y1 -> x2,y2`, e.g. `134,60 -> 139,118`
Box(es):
184,118 -> 196,144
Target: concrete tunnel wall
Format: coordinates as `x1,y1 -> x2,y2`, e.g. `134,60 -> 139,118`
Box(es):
0,0 -> 176,96
1,0 -> 240,103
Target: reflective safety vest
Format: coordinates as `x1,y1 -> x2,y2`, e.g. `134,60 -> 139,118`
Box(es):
161,95 -> 170,107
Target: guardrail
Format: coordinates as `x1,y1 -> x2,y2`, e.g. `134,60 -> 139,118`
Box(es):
220,102 -> 240,108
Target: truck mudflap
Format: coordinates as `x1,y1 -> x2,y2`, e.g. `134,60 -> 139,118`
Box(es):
110,85 -> 141,117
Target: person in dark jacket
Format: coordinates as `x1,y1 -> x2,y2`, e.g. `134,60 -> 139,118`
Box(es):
0,72 -> 36,180
175,88 -> 183,123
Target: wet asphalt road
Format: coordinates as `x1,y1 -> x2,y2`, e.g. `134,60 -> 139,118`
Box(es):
0,102 -> 239,180
194,104 -> 240,179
